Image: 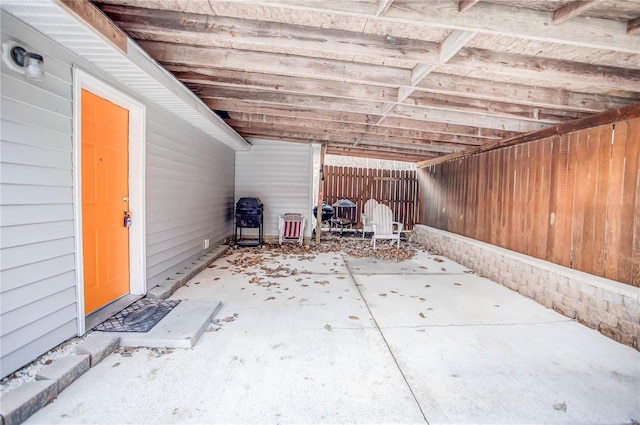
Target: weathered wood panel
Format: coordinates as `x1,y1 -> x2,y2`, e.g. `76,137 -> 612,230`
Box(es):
323,166 -> 419,230
418,116 -> 640,286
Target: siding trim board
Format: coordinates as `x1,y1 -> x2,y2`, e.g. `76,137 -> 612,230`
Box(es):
72,68 -> 147,334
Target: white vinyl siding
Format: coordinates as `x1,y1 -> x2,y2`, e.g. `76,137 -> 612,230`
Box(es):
144,108 -> 235,288
235,139 -> 314,238
1,11 -> 76,379
0,11 -> 236,378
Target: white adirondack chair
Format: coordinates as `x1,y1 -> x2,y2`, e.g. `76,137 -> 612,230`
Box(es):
279,213 -> 305,245
371,204 -> 403,249
361,198 -> 379,238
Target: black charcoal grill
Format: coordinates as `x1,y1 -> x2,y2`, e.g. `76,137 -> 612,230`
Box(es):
235,197 -> 263,246
313,204 -> 335,223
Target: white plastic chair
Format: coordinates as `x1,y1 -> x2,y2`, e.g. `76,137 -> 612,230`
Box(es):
361,199 -> 379,238
279,213 -> 305,245
371,204 -> 403,249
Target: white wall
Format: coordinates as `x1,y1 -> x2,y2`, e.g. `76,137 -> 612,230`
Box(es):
0,11 -> 236,378
235,139 -> 314,238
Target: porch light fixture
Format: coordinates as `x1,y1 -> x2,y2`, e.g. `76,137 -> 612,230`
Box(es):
2,40 -> 45,81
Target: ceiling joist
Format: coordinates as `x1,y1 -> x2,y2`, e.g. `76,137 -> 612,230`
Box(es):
92,0 -> 640,163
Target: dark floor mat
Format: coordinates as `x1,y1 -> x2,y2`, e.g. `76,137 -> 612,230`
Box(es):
93,299 -> 181,333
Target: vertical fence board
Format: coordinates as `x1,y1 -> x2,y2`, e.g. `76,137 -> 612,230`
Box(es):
537,138 -> 552,260
417,115 -> 638,286
547,135 -> 563,263
619,118 -> 640,284
322,165 -> 419,230
604,121 -> 627,280
571,128 -> 590,270
592,125 -> 613,275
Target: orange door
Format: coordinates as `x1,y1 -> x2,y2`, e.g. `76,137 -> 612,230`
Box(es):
81,89 -> 130,314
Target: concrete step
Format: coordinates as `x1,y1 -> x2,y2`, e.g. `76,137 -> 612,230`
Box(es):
96,299 -> 222,349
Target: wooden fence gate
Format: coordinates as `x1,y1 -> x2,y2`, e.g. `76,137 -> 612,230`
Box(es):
323,166 -> 419,230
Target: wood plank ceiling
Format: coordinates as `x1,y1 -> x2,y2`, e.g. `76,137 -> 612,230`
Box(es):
92,0 -> 640,163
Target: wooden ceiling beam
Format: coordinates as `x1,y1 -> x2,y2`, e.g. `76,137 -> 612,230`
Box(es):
415,73 -> 638,113
230,122 -> 467,154
417,103 -> 640,168
203,99 -> 381,125
256,0 -> 639,54
97,0 -> 639,53
628,17 -> 640,35
139,41 -> 413,86
391,104 -> 548,133
458,0 -> 480,13
449,48 -> 640,91
170,67 -> 398,103
169,65 -> 635,115
326,146 -> 435,162
552,0 -> 606,25
405,91 -> 589,123
210,101 -> 518,140
100,4 -> 440,63
378,116 -> 517,140
198,87 -> 384,115
377,0 -> 394,16
238,128 -> 448,155
200,86 -> 552,131
146,39 -> 638,95
57,0 -> 127,52
226,113 -> 488,145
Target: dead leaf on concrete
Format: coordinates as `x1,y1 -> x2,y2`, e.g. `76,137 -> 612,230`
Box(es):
454,282 -> 462,286
419,297 -> 426,302
324,324 -> 332,331
348,316 -> 359,320
441,267 -> 447,271
337,276 -> 346,280
379,293 -> 387,297
419,312 -> 426,318
433,257 -> 444,263
314,280 -> 330,286
425,284 -> 431,288
249,276 -> 259,284
419,266 -> 428,269
390,290 -> 398,293
265,296 -> 276,301
553,402 -> 567,412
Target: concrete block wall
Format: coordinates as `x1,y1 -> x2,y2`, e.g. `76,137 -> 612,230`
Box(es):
412,225 -> 640,350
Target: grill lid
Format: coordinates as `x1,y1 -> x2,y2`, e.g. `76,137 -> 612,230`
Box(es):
236,197 -> 263,215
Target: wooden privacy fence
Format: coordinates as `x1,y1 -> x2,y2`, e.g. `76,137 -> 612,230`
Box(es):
323,166 -> 419,230
419,117 -> 640,287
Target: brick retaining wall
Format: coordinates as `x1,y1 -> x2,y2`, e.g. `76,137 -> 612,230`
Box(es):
413,225 -> 640,350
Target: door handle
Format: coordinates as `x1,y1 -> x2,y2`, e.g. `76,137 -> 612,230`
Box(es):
123,211 -> 132,228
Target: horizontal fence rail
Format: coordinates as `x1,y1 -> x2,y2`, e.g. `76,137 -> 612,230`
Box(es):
323,166 -> 419,230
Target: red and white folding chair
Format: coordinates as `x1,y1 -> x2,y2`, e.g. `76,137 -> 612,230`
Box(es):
279,213 -> 305,245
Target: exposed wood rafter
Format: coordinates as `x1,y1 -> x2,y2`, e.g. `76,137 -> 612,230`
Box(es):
458,0 -> 481,13
376,0 -> 394,17
92,0 -> 640,163
628,17 -> 640,35
552,0 -> 607,25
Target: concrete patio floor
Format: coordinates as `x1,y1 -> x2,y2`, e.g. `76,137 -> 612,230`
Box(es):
26,243 -> 640,424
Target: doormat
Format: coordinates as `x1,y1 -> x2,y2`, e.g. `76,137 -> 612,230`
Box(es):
93,299 -> 181,333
